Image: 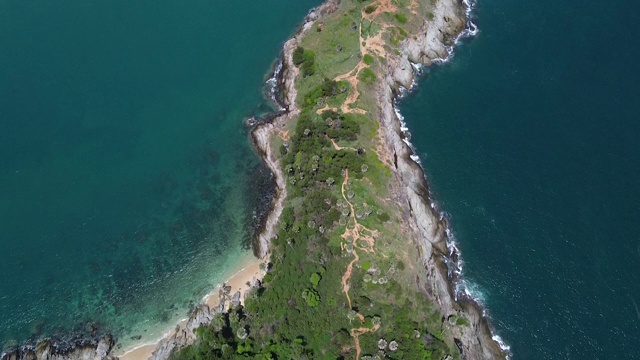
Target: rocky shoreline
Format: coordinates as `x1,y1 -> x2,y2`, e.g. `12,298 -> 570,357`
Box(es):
1,335 -> 116,360
376,0 -> 507,357
249,0 -> 340,258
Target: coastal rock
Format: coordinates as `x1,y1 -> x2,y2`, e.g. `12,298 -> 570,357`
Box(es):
1,336 -> 115,360
403,0 -> 466,65
250,0 -> 341,259
376,0 -> 506,358
148,305 -> 217,360
391,57 -> 414,90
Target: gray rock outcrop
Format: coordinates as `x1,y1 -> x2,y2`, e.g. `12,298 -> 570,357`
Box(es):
377,0 -> 506,358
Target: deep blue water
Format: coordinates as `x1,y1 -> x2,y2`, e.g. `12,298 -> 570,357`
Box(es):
400,0 -> 640,358
0,0 -> 318,352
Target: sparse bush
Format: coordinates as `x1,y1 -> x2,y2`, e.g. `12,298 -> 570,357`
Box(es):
359,67 -> 377,84
377,212 -> 390,222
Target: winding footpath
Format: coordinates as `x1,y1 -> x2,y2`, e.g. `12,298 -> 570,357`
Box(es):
339,169 -> 380,359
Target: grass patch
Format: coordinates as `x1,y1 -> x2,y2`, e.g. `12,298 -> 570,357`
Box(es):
359,67 -> 377,84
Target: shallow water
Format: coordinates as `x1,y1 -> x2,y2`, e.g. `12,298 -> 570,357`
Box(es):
400,0 -> 640,357
0,0 -> 318,351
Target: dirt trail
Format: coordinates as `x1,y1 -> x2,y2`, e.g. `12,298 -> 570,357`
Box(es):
340,169 -> 359,310
362,0 -> 398,20
332,5 -> 401,358
331,138 -> 359,152
339,169 -> 381,359
351,324 -> 381,359
331,1 -> 395,115
335,64 -> 367,114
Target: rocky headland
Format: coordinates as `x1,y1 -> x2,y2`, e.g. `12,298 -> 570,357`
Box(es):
252,0 -> 507,358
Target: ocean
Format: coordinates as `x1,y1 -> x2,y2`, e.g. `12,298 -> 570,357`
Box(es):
399,0 -> 640,358
0,0 -> 318,352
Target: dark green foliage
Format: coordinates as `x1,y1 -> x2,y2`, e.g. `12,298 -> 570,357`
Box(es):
325,113 -> 361,142
364,5 -> 377,13
363,53 -> 375,65
292,46 -> 305,66
376,212 -> 390,222
303,78 -> 339,107
278,144 -> 287,156
292,46 -> 317,77
428,12 -> 435,20
394,12 -> 408,24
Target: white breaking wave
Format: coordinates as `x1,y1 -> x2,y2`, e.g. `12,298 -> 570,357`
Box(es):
265,59 -> 286,111
392,0 -> 513,356
433,0 -> 479,65
492,335 -> 513,357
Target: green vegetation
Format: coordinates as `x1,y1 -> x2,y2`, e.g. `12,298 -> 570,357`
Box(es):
363,53 -> 375,65
394,13 -> 408,24
292,46 -> 317,77
428,12 -> 435,20
389,27 -> 408,46
364,5 -> 377,14
359,67 -> 377,84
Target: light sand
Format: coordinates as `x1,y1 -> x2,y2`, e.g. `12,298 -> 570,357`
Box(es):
118,256 -> 265,360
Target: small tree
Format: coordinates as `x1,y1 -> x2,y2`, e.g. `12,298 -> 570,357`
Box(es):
302,288 -> 321,307
310,273 -> 322,288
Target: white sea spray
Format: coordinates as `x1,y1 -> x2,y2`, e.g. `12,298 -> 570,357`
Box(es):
265,59 -> 286,111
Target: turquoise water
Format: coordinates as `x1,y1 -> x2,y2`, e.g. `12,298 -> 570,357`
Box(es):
0,0 -> 318,351
400,0 -> 640,358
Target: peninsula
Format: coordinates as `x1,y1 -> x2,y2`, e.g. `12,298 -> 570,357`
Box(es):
176,0 -> 506,358
2,0 -> 507,359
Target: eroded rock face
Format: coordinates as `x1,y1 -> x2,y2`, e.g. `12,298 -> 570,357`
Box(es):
403,0 -> 467,65
148,305 -> 218,360
377,0 -> 506,358
1,335 -> 115,360
251,0 -> 341,259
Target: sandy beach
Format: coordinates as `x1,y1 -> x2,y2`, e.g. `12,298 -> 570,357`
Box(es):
117,255 -> 265,360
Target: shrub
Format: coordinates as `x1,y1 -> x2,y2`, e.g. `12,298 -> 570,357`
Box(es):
364,5 -> 377,14
310,273 -> 322,288
377,212 -> 390,222
359,67 -> 377,84
302,288 -> 321,307
292,46 -> 305,65
363,53 -> 374,65
456,316 -> 471,326
361,261 -> 371,271
395,13 -> 407,24
292,46 -> 317,77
